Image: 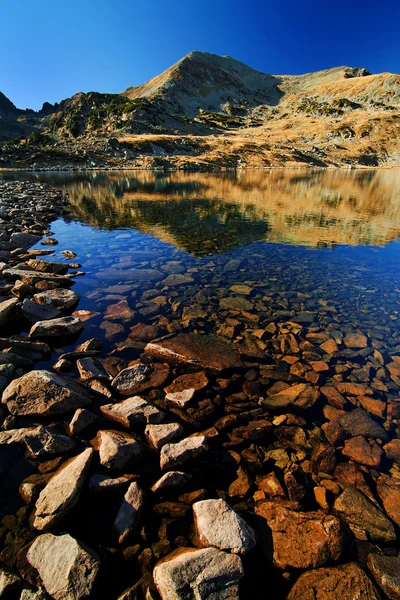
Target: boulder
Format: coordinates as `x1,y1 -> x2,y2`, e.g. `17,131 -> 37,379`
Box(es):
287,563 -> 380,600
101,396 -> 165,428
145,423 -> 184,450
145,333 -> 244,373
367,553 -> 400,600
21,298 -> 61,322
164,371 -> 208,408
153,547 -> 243,600
255,501 -> 346,569
97,430 -> 142,470
0,425 -> 75,457
114,481 -> 144,544
333,485 -> 396,542
26,259 -> 69,275
0,297 -> 18,327
160,436 -> 208,470
151,471 -> 192,493
376,474 -> 400,527
193,498 -> 256,555
342,436 -> 383,468
34,288 -> 80,310
33,448 -> 93,530
68,408 -> 97,435
2,370 -> 93,416
30,315 -> 83,338
27,533 -> 100,600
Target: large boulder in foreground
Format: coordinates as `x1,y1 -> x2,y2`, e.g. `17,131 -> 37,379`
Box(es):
193,499 -> 256,555
27,533 -> 100,600
255,501 -> 346,569
287,563 -> 380,600
145,333 -> 244,372
33,448 -> 93,530
153,547 -> 243,600
2,370 -> 93,417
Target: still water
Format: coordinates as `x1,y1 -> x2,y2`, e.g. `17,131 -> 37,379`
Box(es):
2,168 -> 400,379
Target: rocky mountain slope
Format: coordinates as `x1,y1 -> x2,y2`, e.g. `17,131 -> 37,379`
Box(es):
1,51 -> 400,169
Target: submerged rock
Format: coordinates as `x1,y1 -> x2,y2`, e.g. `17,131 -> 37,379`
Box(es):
27,533 -> 100,600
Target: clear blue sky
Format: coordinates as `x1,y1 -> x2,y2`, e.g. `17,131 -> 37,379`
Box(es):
1,0 -> 399,110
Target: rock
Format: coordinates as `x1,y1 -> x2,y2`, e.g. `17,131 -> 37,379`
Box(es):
255,501 -> 346,569
220,296 -> 254,311
333,485 -> 396,542
68,408 -> 97,435
0,425 -> 75,456
34,288 -> 80,310
151,471 -> 192,493
27,533 -> 100,600
26,259 -> 68,275
97,430 -> 142,470
3,268 -> 72,286
101,396 -> 165,428
30,315 -> 83,338
21,298 -> 61,322
2,370 -> 92,416
111,364 -> 151,394
0,567 -> 21,597
153,547 -> 243,600
384,439 -> 400,463
342,436 -> 383,468
162,273 -> 194,286
160,436 -> 208,470
77,357 -> 110,381
262,383 -> 319,410
367,553 -> 400,600
164,371 -> 208,408
376,474 -> 400,527
10,232 -> 41,249
145,333 -> 244,373
97,268 -> 162,281
0,297 -> 18,327
33,448 -> 93,530
193,498 -> 256,555
287,563 -> 380,600
344,333 -> 368,349
76,338 -> 103,352
105,300 -> 136,321
114,481 -> 144,544
88,474 -> 134,494
145,423 -> 184,450
12,279 -> 34,299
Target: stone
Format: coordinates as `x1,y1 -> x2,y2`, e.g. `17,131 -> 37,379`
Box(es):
162,273 -> 194,286
219,296 -> 254,311
255,501 -> 346,569
68,408 -> 97,435
105,300 -> 136,321
193,499 -> 256,555
33,448 -> 93,530
376,474 -> 400,527
342,436 -> 383,468
0,567 -> 21,597
145,423 -> 184,450
34,288 -> 80,310
30,315 -> 84,338
262,383 -> 319,410
0,297 -> 18,327
153,547 -> 243,600
160,436 -> 209,470
101,396 -> 165,428
77,357 -> 110,381
111,364 -> 151,394
97,268 -> 162,281
151,471 -> 192,493
384,439 -> 400,463
164,371 -> 208,408
333,485 -> 396,542
287,563 -> 380,600
0,425 -> 75,457
114,481 -> 144,544
367,553 -> 400,600
27,533 -> 100,600
2,370 -> 92,416
88,474 -> 134,494
21,298 -> 61,322
344,333 -> 368,349
26,259 -> 68,275
10,232 -> 41,249
3,268 -> 72,286
145,333 -> 244,373
320,339 -> 339,354
97,430 -> 142,470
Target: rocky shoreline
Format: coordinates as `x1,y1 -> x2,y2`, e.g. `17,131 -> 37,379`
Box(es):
0,180 -> 400,599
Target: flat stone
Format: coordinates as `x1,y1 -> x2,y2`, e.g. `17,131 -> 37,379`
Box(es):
68,408 -> 97,435
333,485 -> 396,542
367,553 -> 400,600
27,533 -> 100,600
342,436 -> 383,468
255,501 -> 346,569
97,430 -> 142,470
384,439 -> 400,463
219,296 -> 254,312
0,298 -> 18,327
376,474 -> 400,528
0,425 -> 75,457
162,273 -> 194,286
145,423 -> 184,450
97,268 -> 162,281
153,547 -> 243,600
164,371 -> 208,408
344,333 -> 368,349
30,316 -> 83,338
2,370 -> 92,416
21,298 -> 61,323
229,285 -> 253,295
262,383 -> 319,410
193,499 -> 256,555
105,300 -> 136,321
10,232 -> 41,249
33,448 -> 93,530
145,333 -> 244,373
26,259 -> 68,275
77,357 -> 111,381
3,268 -> 72,286
101,396 -> 165,428
160,436 -> 209,470
111,364 -> 151,395
34,288 -> 80,310
287,563 -> 380,600
151,471 -> 192,493
114,481 -> 144,544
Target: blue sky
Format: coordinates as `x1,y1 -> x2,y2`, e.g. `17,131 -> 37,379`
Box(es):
1,0 -> 399,110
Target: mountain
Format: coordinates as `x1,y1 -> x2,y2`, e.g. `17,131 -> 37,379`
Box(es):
1,51 -> 400,169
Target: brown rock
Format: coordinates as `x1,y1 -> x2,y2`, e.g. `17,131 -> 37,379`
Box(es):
384,439 -> 400,463
344,333 -> 368,349
376,474 -> 400,527
342,436 -> 383,468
